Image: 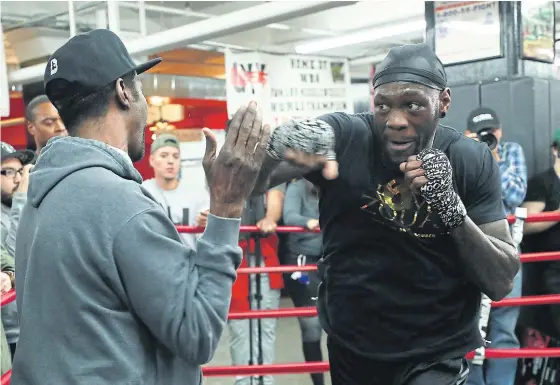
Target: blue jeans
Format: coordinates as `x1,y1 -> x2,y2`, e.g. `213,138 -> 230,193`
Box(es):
467,269 -> 522,385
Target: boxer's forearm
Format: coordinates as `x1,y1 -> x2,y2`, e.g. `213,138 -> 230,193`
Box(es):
252,116 -> 337,195
252,160 -> 313,196
450,217 -> 520,301
252,155 -> 279,196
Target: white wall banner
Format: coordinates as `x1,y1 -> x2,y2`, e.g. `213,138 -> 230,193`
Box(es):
225,50 -> 353,127
0,22 -> 10,117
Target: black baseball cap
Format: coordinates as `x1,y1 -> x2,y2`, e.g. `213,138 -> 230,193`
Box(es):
467,107 -> 500,133
44,29 -> 162,109
373,43 -> 447,90
1,142 -> 36,165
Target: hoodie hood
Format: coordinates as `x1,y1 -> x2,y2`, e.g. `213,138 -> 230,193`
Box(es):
29,136 -> 142,208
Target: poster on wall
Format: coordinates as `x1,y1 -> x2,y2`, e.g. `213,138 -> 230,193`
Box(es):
521,1 -> 555,63
434,1 -> 502,65
225,50 -> 353,127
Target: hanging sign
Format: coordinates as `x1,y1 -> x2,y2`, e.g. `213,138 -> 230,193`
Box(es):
225,50 -> 353,127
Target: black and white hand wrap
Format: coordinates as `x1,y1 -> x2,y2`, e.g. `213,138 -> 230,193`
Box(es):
266,118 -> 336,161
417,148 -> 467,229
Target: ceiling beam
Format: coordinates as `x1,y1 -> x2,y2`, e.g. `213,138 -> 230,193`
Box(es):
9,1 -> 352,86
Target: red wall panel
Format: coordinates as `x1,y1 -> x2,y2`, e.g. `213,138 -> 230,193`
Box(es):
1,95 -> 27,149
1,95 -> 227,180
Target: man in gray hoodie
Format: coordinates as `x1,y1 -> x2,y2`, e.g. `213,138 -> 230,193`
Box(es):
12,29 -> 271,385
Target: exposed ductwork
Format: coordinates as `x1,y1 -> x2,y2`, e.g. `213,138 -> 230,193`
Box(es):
8,1 -> 352,86
2,2 -> 101,33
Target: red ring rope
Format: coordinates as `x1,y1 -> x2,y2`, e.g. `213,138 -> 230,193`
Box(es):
175,212 -> 560,234
227,294 -> 560,320
0,371 -> 10,385
236,251 -> 560,275
198,348 -> 560,376
0,290 -> 15,307
1,347 -> 558,384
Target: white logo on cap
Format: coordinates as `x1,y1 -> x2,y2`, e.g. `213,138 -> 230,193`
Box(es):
50,58 -> 58,76
472,113 -> 493,123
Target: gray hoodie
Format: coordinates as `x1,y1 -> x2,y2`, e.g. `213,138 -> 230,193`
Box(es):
12,136 -> 242,385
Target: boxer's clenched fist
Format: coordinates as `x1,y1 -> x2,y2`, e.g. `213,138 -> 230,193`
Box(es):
400,149 -> 466,229
399,155 -> 428,194
202,101 -> 271,218
267,118 -> 339,180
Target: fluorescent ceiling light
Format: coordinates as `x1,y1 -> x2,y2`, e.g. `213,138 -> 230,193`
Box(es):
204,41 -> 248,50
301,28 -> 336,36
266,23 -> 291,30
295,20 -> 426,54
350,53 -> 389,66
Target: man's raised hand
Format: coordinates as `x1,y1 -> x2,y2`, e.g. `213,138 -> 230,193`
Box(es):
202,101 -> 271,218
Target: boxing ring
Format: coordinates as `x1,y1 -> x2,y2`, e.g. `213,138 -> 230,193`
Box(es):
1,211 -> 559,384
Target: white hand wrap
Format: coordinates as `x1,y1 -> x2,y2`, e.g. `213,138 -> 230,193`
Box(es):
266,118 -> 336,161
417,148 -> 467,229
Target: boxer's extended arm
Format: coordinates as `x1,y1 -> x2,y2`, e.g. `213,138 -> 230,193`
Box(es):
253,157 -> 311,195
450,218 -> 520,301
252,117 -> 339,195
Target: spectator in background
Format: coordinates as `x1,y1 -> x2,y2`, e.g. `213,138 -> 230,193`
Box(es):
234,184 -> 284,385
282,179 -> 324,385
196,185 -> 284,385
0,142 -> 35,358
1,245 -> 15,375
25,95 -> 67,155
142,134 -> 208,250
0,142 -> 35,256
522,128 -> 560,248
197,120 -> 283,385
197,119 -> 283,385
465,107 -> 527,385
521,129 -> 560,337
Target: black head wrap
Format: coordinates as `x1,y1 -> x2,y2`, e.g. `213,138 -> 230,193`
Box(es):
373,43 -> 447,90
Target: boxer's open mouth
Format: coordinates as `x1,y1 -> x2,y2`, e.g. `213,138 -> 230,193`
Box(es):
389,141 -> 414,151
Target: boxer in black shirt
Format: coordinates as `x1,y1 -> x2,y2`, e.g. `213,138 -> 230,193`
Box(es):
244,44 -> 520,385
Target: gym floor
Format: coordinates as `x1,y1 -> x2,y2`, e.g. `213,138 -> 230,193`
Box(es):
204,297 -> 331,385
